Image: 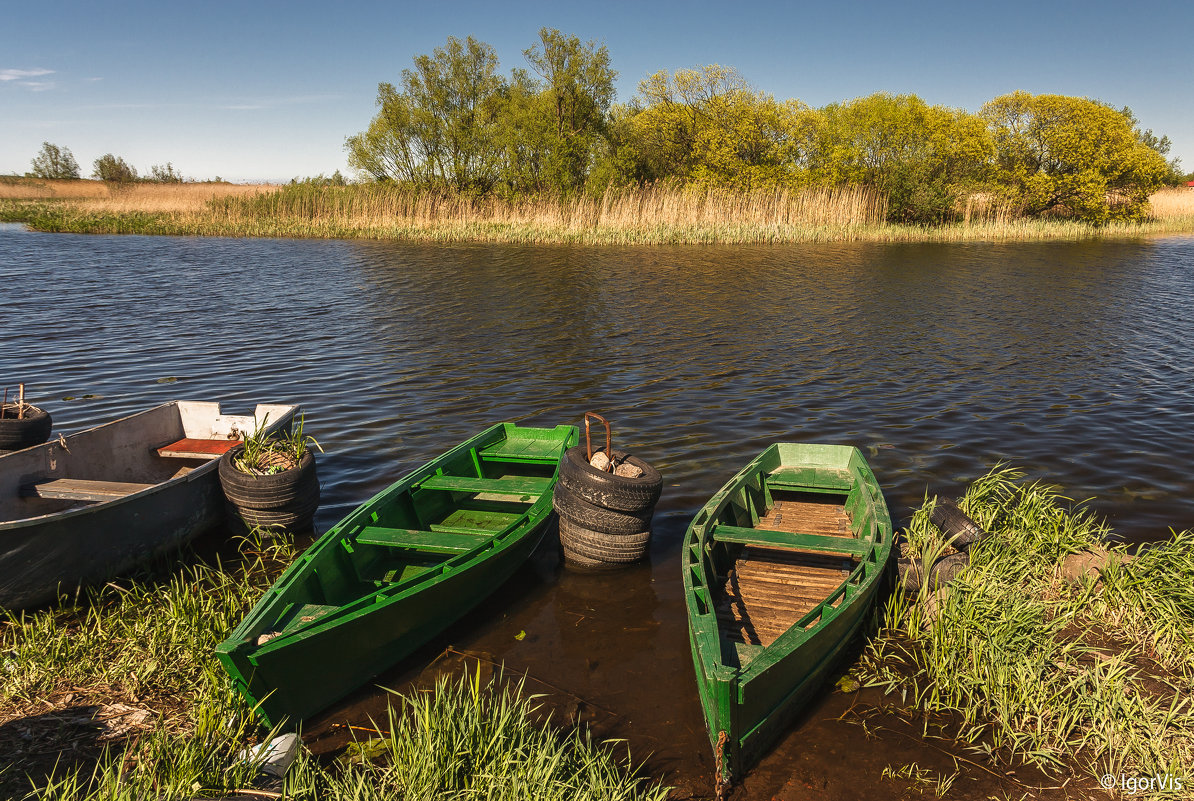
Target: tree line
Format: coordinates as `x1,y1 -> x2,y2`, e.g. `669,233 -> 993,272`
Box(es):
347,30 -> 1187,225
26,142 -> 185,184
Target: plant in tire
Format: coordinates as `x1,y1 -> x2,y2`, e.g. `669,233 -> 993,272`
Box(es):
219,414 -> 323,532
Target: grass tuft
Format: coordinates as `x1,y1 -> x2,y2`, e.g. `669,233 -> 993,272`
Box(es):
860,467 -> 1194,792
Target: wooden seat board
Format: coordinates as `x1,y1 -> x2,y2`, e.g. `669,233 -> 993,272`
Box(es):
418,474 -> 550,498
478,438 -> 561,462
712,524 -> 869,557
20,478 -> 155,502
353,526 -> 491,554
156,438 -> 240,459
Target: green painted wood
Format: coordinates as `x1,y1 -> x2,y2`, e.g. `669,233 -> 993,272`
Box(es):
682,442 -> 893,783
215,422 -> 579,729
478,437 -> 563,462
353,526 -> 491,553
710,525 -> 871,557
418,474 -> 551,497
766,466 -> 853,491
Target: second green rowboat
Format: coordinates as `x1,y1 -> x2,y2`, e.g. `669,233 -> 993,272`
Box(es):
682,443 -> 893,782
217,422 -> 578,727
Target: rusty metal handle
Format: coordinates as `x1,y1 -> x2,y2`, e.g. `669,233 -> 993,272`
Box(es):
583,412 -> 612,471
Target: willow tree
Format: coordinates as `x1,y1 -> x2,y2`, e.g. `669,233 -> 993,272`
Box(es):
346,36 -> 506,193
982,92 -> 1169,223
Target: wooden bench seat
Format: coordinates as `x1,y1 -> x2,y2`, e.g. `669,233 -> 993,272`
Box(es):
711,524 -> 870,557
766,466 -> 854,492
353,526 -> 492,554
417,474 -> 551,498
155,438 -> 240,459
477,439 -> 562,463
21,478 -> 155,502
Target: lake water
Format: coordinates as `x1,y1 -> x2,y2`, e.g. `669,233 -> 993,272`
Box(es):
3,223 -> 1194,795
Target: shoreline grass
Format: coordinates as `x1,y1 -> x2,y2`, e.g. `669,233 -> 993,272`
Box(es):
858,468 -> 1194,796
2,180 -> 1192,245
0,534 -> 668,800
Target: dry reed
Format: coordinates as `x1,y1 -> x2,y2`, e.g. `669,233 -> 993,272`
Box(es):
4,179 -> 1193,245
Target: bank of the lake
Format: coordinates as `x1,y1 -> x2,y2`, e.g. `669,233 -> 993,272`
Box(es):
5,474 -> 1193,799
3,182 -> 1193,245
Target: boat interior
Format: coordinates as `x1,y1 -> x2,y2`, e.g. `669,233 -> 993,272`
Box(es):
693,457 -> 884,669
254,427 -> 569,640
0,402 -> 295,523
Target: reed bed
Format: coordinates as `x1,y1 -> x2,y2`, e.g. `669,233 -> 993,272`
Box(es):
860,468 -> 1194,795
0,178 -> 272,212
3,181 -> 1193,244
1,536 -> 667,800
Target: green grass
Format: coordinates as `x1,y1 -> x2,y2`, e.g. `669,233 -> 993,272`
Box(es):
859,468 -> 1194,795
1,535 -> 668,800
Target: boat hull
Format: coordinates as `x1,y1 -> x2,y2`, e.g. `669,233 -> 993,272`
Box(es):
0,402 -> 296,609
217,422 -> 578,727
683,443 -> 893,780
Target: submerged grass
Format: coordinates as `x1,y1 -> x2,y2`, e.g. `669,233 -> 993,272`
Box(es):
0,534 -> 668,800
3,181 -> 1192,244
860,468 -> 1194,794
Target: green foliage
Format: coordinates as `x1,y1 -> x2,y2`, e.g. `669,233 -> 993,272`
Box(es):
628,65 -> 811,190
809,94 -> 992,223
148,162 -> 184,183
346,36 -> 506,193
28,142 -> 80,179
235,413 -> 322,475
91,153 -> 137,184
513,28 -> 616,192
982,92 -> 1170,223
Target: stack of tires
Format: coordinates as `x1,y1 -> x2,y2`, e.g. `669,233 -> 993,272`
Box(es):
219,445 -> 321,533
553,446 -> 662,568
0,404 -> 53,454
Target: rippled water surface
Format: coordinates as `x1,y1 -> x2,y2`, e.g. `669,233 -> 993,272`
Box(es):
4,223 -> 1194,794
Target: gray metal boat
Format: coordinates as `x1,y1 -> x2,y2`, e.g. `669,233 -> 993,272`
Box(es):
0,401 -> 297,610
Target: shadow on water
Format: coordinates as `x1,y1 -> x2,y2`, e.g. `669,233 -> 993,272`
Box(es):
4,228 -> 1194,795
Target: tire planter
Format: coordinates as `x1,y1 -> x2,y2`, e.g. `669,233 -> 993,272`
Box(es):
219,445 -> 320,533
558,446 -> 662,513
0,404 -> 52,452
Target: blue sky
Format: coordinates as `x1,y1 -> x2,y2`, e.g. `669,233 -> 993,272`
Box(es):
2,0 -> 1191,182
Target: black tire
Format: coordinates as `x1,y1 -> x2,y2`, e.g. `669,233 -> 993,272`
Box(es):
0,405 -> 52,451
929,498 -> 988,550
557,446 -> 662,513
552,484 -> 652,535
220,446 -> 320,532
559,517 -> 650,565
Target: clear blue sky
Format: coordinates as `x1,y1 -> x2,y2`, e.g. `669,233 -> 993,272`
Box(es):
2,0 -> 1191,183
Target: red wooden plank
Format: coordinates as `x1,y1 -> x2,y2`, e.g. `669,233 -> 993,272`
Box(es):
156,438 -> 239,459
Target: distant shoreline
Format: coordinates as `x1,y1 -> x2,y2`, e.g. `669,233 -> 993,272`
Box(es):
3,180 -> 1192,246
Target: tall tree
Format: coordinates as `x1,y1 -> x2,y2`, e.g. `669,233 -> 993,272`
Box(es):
983,92 -> 1169,223
92,153 -> 138,183
519,28 -> 616,192
29,142 -> 80,179
346,36 -> 506,193
630,65 -> 812,189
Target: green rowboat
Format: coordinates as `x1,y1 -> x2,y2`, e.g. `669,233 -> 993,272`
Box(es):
682,443 -> 893,781
217,422 -> 579,727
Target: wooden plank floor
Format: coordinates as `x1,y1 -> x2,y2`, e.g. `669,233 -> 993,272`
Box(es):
718,495 -> 855,646
756,495 -> 853,538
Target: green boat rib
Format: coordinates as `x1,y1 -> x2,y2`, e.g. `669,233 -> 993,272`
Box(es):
682,443 -> 893,781
217,422 -> 579,727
